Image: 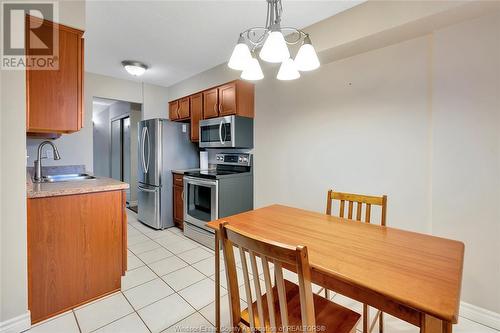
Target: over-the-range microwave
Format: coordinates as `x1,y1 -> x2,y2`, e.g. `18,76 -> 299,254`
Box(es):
199,115 -> 253,149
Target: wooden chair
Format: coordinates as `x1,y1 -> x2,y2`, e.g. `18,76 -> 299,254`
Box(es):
219,221 -> 361,333
325,189 -> 387,333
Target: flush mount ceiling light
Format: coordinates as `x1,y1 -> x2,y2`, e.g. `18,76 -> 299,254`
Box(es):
228,0 -> 320,81
121,60 -> 148,76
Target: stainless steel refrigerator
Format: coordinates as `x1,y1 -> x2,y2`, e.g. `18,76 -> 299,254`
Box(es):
138,119 -> 198,229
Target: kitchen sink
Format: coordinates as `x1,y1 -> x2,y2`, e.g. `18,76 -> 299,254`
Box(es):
37,173 -> 97,183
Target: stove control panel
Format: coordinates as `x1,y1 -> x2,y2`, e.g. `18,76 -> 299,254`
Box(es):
215,153 -> 252,166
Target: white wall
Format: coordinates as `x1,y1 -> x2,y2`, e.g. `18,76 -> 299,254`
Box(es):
167,12 -> 500,315
0,0 -> 85,330
431,13 -> 500,314
26,72 -> 169,172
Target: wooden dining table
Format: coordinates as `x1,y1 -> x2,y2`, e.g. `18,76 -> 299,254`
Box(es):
206,204 -> 464,333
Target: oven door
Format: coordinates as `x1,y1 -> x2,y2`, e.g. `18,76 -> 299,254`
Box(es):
199,116 -> 233,148
184,176 -> 218,231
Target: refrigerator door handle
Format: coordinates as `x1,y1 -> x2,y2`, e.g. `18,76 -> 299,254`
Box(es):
141,126 -> 147,173
144,126 -> 150,173
138,185 -> 157,193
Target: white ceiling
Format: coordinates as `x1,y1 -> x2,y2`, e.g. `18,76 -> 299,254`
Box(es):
85,1 -> 363,87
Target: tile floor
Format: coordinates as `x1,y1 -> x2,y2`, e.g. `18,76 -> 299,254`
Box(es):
26,209 -> 499,333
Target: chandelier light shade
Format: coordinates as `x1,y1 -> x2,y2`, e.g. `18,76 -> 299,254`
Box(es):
121,60 -> 148,76
228,0 -> 320,81
228,35 -> 252,70
259,30 -> 290,63
294,35 -> 320,71
277,58 -> 300,81
241,55 -> 264,81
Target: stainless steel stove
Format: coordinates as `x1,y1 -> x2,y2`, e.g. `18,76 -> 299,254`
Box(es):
183,153 -> 253,249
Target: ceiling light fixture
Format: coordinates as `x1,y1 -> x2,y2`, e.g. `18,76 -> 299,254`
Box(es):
228,0 -> 320,81
121,60 -> 148,76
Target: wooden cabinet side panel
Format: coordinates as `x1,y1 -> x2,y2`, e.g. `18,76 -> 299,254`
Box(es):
28,191 -> 123,323
190,93 -> 202,141
235,80 -> 255,118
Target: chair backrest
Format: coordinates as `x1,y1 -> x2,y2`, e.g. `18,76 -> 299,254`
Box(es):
219,222 -> 315,333
326,189 -> 387,226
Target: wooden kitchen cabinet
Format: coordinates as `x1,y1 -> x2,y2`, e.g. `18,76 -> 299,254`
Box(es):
168,79 -> 254,142
178,97 -> 190,119
202,87 -> 219,119
203,80 -> 254,118
26,16 -> 84,135
218,82 -> 237,116
28,190 -> 127,324
172,173 -> 184,230
190,93 -> 203,142
169,100 -> 179,120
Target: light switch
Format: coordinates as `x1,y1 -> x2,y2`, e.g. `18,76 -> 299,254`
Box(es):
182,124 -> 187,133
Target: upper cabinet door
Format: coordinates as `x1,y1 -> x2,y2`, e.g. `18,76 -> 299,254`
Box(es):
190,93 -> 202,142
218,82 -> 237,116
203,88 -> 219,119
169,100 -> 179,120
26,16 -> 84,134
178,97 -> 190,119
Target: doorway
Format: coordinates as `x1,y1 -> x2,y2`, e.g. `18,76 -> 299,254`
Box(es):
92,97 -> 142,209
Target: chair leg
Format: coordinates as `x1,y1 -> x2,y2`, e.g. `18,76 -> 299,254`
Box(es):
363,304 -> 369,333
379,312 -> 384,333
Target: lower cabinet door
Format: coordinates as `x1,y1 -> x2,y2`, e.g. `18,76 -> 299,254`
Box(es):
173,185 -> 184,229
28,191 -> 124,324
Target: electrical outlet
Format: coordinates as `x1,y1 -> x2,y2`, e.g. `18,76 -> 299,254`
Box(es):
182,124 -> 187,133
45,149 -> 53,159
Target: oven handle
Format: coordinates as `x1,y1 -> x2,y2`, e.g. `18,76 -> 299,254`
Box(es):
184,176 -> 218,187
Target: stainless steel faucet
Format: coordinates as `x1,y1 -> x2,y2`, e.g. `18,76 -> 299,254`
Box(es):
34,141 -> 61,182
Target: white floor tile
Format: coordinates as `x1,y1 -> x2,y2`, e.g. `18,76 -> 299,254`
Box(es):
199,294 -> 245,330
162,238 -> 199,255
74,293 -> 133,333
127,227 -> 141,237
124,278 -> 174,310
136,247 -> 173,264
122,266 -> 157,290
192,257 -> 221,277
163,312 -> 214,333
132,222 -> 159,234
128,234 -> 150,246
129,239 -> 161,255
162,266 -> 206,292
138,293 -> 195,333
169,227 -> 183,235
93,313 -> 149,333
148,256 -> 188,276
154,232 -> 185,245
127,251 -> 145,270
177,247 -> 213,264
178,278 -> 227,310
454,317 -> 499,333
28,312 -> 79,333
147,229 -> 180,240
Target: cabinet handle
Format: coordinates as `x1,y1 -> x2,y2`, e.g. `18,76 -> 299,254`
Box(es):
213,102 -> 217,115
219,103 -> 223,113
176,106 -> 180,118
181,190 -> 184,201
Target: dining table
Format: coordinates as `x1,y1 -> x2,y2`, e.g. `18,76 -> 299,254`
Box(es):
206,204 -> 464,333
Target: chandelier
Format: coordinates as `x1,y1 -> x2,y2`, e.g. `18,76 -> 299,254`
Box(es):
228,0 -> 320,81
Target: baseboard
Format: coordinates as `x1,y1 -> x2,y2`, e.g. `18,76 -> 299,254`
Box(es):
460,301 -> 500,330
0,311 -> 30,333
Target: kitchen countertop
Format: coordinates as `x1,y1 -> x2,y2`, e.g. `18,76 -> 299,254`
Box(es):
27,175 -> 129,199
172,168 -> 213,174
